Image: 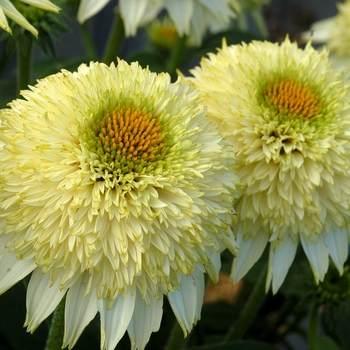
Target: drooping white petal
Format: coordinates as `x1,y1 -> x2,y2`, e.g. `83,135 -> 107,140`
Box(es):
164,0 -> 193,36
300,233 -> 329,283
63,273 -> 98,349
230,229 -> 269,284
0,252 -> 36,294
266,236 -> 298,294
20,0 -> 60,13
25,268 -> 67,332
0,6 -> 10,34
77,0 -> 111,23
302,17 -> 335,43
127,290 -> 163,350
324,226 -> 348,275
205,251 -> 221,284
119,0 -> 162,36
98,291 -> 136,350
167,267 -> 205,336
0,0 -> 38,36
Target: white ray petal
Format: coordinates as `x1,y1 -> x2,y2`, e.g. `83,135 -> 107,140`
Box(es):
266,236 -> 298,294
77,0 -> 111,23
164,0 -> 193,36
0,252 -> 36,294
300,233 -> 329,283
0,6 -> 11,34
167,267 -> 205,336
119,0 -> 162,36
230,229 -> 269,284
0,0 -> 38,36
25,268 -> 66,332
63,273 -> 98,349
98,291 -> 136,350
20,0 -> 60,13
127,290 -> 163,350
324,226 -> 348,275
206,251 -> 221,284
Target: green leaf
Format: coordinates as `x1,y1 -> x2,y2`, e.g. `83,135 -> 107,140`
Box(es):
126,51 -> 167,73
187,340 -> 279,350
320,335 -> 343,350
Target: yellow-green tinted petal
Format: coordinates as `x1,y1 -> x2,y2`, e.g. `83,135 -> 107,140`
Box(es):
0,6 -> 11,34
0,0 -> 38,36
20,0 -> 60,13
77,0 -> 110,23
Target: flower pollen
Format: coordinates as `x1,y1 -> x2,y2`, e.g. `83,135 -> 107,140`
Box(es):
84,105 -> 171,174
262,79 -> 322,120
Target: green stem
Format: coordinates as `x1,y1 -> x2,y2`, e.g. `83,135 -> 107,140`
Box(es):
79,21 -> 98,60
45,295 -> 66,350
225,263 -> 268,341
251,9 -> 269,38
167,35 -> 187,81
236,13 -> 249,32
164,320 -> 186,350
16,34 -> 34,92
308,302 -> 320,350
102,9 -> 125,65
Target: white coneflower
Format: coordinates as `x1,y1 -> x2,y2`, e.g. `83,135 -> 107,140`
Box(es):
187,37 -> 350,293
0,59 -> 239,349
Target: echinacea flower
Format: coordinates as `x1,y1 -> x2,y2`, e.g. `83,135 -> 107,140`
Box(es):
0,60 -> 239,349
187,37 -> 350,294
77,0 -> 236,46
302,0 -> 350,70
0,0 -> 60,36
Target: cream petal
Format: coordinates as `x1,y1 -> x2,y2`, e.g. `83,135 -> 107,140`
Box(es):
300,233 -> 329,283
20,0 -> 60,13
324,226 -> 348,275
127,290 -> 163,350
98,291 -> 136,350
302,17 -> 335,43
0,252 -> 36,294
205,251 -> 221,284
138,0 -> 163,27
63,273 -> 98,349
119,0 -> 161,36
266,236 -> 298,294
25,268 -> 67,332
167,267 -> 204,336
230,229 -> 269,284
77,0 -> 111,23
164,0 -> 193,36
0,6 -> 11,34
0,0 -> 38,36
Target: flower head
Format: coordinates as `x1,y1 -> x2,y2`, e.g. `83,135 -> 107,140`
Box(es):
187,37 -> 350,294
0,60 -> 238,349
77,0 -> 236,46
0,0 -> 60,36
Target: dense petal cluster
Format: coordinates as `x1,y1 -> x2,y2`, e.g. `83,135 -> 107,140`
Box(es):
187,37 -> 350,293
77,0 -> 236,45
0,0 -> 60,36
0,60 -> 239,349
